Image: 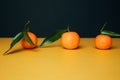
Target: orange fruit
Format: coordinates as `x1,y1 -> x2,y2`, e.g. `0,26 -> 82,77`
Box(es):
20,32 -> 38,49
60,32 -> 80,49
95,34 -> 112,50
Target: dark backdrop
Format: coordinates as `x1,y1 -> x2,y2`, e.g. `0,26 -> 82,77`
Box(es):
0,0 -> 120,37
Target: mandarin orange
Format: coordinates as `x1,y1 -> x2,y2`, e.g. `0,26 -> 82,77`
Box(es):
95,34 -> 112,50
20,32 -> 38,49
60,32 -> 80,49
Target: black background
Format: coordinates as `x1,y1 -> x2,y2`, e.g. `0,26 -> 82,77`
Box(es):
0,0 -> 120,37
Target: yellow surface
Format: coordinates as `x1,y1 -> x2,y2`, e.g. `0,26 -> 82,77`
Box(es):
0,38 -> 120,80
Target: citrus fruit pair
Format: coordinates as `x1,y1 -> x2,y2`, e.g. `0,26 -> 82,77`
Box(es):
61,32 -> 112,50
20,31 -> 80,50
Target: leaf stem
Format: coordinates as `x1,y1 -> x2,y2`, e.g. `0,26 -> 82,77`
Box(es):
24,20 -> 30,32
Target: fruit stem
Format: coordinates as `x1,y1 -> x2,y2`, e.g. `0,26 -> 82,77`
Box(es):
100,22 -> 107,32
24,20 -> 30,32
67,25 -> 70,32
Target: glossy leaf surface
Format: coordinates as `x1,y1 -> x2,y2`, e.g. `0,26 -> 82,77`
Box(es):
101,30 -> 120,37
23,20 -> 35,46
100,22 -> 120,37
40,30 -> 67,46
3,32 -> 23,55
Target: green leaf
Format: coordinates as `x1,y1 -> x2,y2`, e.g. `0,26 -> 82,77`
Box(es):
40,29 -> 67,46
23,20 -> 35,46
100,22 -> 120,37
101,30 -> 120,37
3,32 -> 23,55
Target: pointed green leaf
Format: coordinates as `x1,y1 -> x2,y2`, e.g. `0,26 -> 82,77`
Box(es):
40,29 -> 67,46
101,30 -> 120,37
3,32 -> 23,55
100,22 -> 120,37
23,20 -> 35,46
